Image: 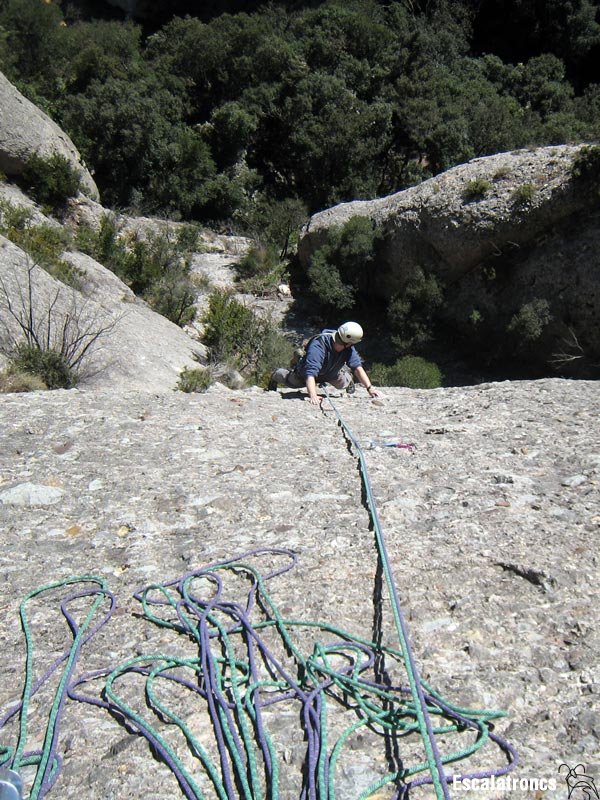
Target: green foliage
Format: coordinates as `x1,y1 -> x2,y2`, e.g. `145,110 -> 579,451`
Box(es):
11,343 -> 76,390
511,183 -> 536,206
463,178 -> 492,201
307,254 -> 355,311
0,200 -> 33,235
59,75 -> 216,216
77,217 -> 198,325
240,197 -> 309,258
5,0 -> 600,229
570,145 -> 600,199
201,290 -> 292,383
306,216 -> 381,311
176,366 -> 212,393
208,102 -> 258,169
58,20 -> 143,92
0,0 -> 65,84
0,200 -> 82,288
235,244 -> 286,295
507,299 -> 552,342
202,290 -> 258,364
571,145 -> 600,180
0,367 -> 47,393
387,267 -> 445,354
8,223 -> 67,266
21,153 -> 81,209
369,356 -> 443,389
0,262 -> 115,388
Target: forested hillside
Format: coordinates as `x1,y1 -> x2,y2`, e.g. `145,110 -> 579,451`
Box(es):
2,0 -> 599,223
1,0 -> 599,385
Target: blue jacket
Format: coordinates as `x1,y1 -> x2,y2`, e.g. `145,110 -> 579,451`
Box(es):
296,329 -> 362,381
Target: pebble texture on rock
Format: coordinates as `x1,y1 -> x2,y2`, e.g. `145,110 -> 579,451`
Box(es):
0,379 -> 597,799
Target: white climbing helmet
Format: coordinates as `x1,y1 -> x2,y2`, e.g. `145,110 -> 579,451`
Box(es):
336,321 -> 363,345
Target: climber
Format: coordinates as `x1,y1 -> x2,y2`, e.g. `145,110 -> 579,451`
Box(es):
269,321 -> 383,405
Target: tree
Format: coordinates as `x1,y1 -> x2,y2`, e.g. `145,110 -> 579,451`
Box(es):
0,0 -> 64,84
61,75 -> 216,214
251,71 -> 393,209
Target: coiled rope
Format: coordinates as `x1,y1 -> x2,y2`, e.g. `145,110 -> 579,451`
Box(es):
0,577 -> 115,799
1,396 -> 518,799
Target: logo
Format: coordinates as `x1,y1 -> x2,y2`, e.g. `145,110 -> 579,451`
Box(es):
559,764 -> 599,799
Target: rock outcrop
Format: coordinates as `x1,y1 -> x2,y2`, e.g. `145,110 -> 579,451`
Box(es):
0,71 -> 99,201
0,379 -> 597,798
298,145 -> 600,372
0,234 -> 207,391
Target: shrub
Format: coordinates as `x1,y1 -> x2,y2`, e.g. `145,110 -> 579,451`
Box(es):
0,367 -> 47,393
493,166 -> 511,180
307,252 -> 355,310
0,202 -> 83,289
571,145 -> 600,182
177,366 -> 212,393
463,178 -> 492,201
76,217 -> 199,325
21,153 -> 81,209
306,216 -> 382,311
239,197 -> 309,259
201,290 -> 292,384
0,262 -> 117,389
11,343 -> 75,389
369,356 -> 443,389
236,244 -> 287,295
570,145 -> 600,200
253,323 -> 294,388
507,298 -> 552,341
0,200 -> 32,233
387,267 -> 444,354
511,183 -> 536,206
202,290 -> 257,365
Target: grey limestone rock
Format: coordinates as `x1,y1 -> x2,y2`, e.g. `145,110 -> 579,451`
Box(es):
298,145 -> 600,371
0,71 -> 99,201
0,378 -> 597,799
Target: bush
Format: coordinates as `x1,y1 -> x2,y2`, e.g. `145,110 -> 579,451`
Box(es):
369,356 -> 443,389
0,202 -> 83,288
201,289 -> 292,384
387,267 -> 444,354
463,178 -> 492,201
239,197 -> 309,259
11,343 -> 75,389
177,366 -> 212,393
202,290 -> 257,365
0,262 -> 117,389
307,253 -> 355,311
21,153 -> 81,209
507,298 -> 552,341
77,217 -> 199,325
306,216 -> 382,311
511,183 -> 536,206
235,244 -> 287,295
0,367 -> 47,393
570,145 -> 600,199
571,145 -> 600,181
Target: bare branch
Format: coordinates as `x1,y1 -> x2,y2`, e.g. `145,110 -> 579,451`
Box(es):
0,258 -> 119,387
549,327 -> 585,366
